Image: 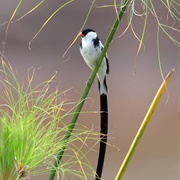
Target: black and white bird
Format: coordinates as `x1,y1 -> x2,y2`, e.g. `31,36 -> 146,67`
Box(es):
79,28 -> 109,95
79,28 -> 109,180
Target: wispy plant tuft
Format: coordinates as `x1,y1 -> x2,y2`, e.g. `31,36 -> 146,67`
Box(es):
0,60 -> 99,180
98,1 -> 179,60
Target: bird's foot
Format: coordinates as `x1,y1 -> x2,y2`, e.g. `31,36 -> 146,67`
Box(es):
86,78 -> 94,86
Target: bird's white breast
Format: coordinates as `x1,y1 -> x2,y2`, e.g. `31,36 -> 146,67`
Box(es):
80,39 -> 102,70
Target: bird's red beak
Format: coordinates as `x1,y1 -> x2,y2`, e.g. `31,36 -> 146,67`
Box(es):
79,32 -> 84,37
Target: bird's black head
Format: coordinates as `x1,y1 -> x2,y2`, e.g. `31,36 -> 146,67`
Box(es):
80,28 -> 95,37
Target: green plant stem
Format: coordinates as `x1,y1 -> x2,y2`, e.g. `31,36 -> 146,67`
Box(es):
48,0 -> 130,179
115,69 -> 174,180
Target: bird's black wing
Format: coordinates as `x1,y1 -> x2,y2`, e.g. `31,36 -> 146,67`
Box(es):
105,56 -> 109,74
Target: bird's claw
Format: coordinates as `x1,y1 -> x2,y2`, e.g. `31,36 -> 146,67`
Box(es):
86,78 -> 94,86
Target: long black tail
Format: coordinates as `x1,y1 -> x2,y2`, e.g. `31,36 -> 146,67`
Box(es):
95,93 -> 108,180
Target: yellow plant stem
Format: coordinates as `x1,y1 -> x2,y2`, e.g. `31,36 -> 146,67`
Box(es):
115,69 -> 175,180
